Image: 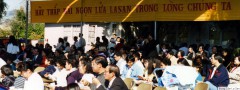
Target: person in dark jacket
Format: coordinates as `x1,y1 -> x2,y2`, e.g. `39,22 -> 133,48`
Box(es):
93,65 -> 128,90
204,54 -> 229,90
39,56 -> 56,77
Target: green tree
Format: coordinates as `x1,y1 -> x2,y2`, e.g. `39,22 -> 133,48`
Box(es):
10,8 -> 44,39
0,0 -> 7,19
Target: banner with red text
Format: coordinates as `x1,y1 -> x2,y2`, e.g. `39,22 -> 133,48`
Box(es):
31,0 -> 240,23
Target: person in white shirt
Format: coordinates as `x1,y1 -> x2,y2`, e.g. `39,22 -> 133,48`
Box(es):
166,51 -> 178,66
45,59 -> 76,90
0,58 -> 6,69
7,36 -> 19,60
78,33 -> 86,52
21,63 -> 44,90
73,36 -> 80,48
114,52 -> 126,75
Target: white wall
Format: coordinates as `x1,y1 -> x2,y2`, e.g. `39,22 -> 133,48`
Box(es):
44,23 -> 110,52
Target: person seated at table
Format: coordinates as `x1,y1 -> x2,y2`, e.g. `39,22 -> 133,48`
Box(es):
21,63 -> 44,90
39,56 -> 56,77
204,54 -> 229,90
228,56 -> 240,86
0,65 -> 15,89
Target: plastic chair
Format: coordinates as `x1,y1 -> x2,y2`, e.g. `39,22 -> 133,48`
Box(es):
137,83 -> 152,90
154,86 -> 167,90
194,82 -> 209,90
34,67 -> 45,73
124,78 -> 135,90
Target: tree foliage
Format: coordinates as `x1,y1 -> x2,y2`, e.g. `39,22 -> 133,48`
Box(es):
10,8 -> 44,40
0,0 -> 7,19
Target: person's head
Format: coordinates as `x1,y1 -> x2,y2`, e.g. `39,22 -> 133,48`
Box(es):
58,38 -> 64,43
177,58 -> 190,66
1,65 -> 13,77
160,58 -> 171,68
212,46 -> 218,54
133,52 -> 140,61
210,54 -> 223,66
126,55 -> 135,67
56,60 -> 66,70
94,48 -> 99,54
104,65 -> 120,81
66,83 -> 80,90
153,58 -> 161,68
45,56 -> 55,66
114,52 -> 122,61
66,42 -> 70,47
64,37 -> 68,41
116,37 -> 121,42
79,57 -> 92,74
234,56 -> 240,66
32,47 -> 39,55
112,34 -> 117,38
96,37 -> 100,42
16,62 -> 24,76
74,36 -> 78,41
192,59 -> 202,73
177,50 -> 185,58
92,56 -> 108,73
9,35 -> 16,43
20,63 -> 34,79
198,44 -> 204,52
143,58 -> 154,75
222,49 -> 229,57
55,49 -> 63,56
188,46 -> 194,53
79,33 -> 83,37
65,59 -> 75,71
166,51 -> 174,59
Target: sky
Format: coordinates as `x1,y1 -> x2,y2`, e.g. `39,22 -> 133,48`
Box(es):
3,0 -> 24,19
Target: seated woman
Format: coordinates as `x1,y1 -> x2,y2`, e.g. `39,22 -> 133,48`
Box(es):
78,57 -> 93,90
137,58 -> 154,84
0,65 -> 15,89
39,56 -> 56,77
228,56 -> 240,87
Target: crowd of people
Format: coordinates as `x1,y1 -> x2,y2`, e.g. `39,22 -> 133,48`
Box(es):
0,34 -> 239,90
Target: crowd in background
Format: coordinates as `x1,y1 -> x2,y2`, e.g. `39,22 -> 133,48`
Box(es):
0,33 -> 239,90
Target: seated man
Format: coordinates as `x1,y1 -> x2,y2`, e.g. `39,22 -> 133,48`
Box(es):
93,65 -> 128,90
21,63 -> 44,90
204,54 -> 229,90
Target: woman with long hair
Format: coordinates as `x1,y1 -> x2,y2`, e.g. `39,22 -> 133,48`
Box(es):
228,56 -> 240,85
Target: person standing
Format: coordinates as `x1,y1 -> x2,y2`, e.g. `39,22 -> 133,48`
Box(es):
78,33 -> 86,53
7,36 -> 19,61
